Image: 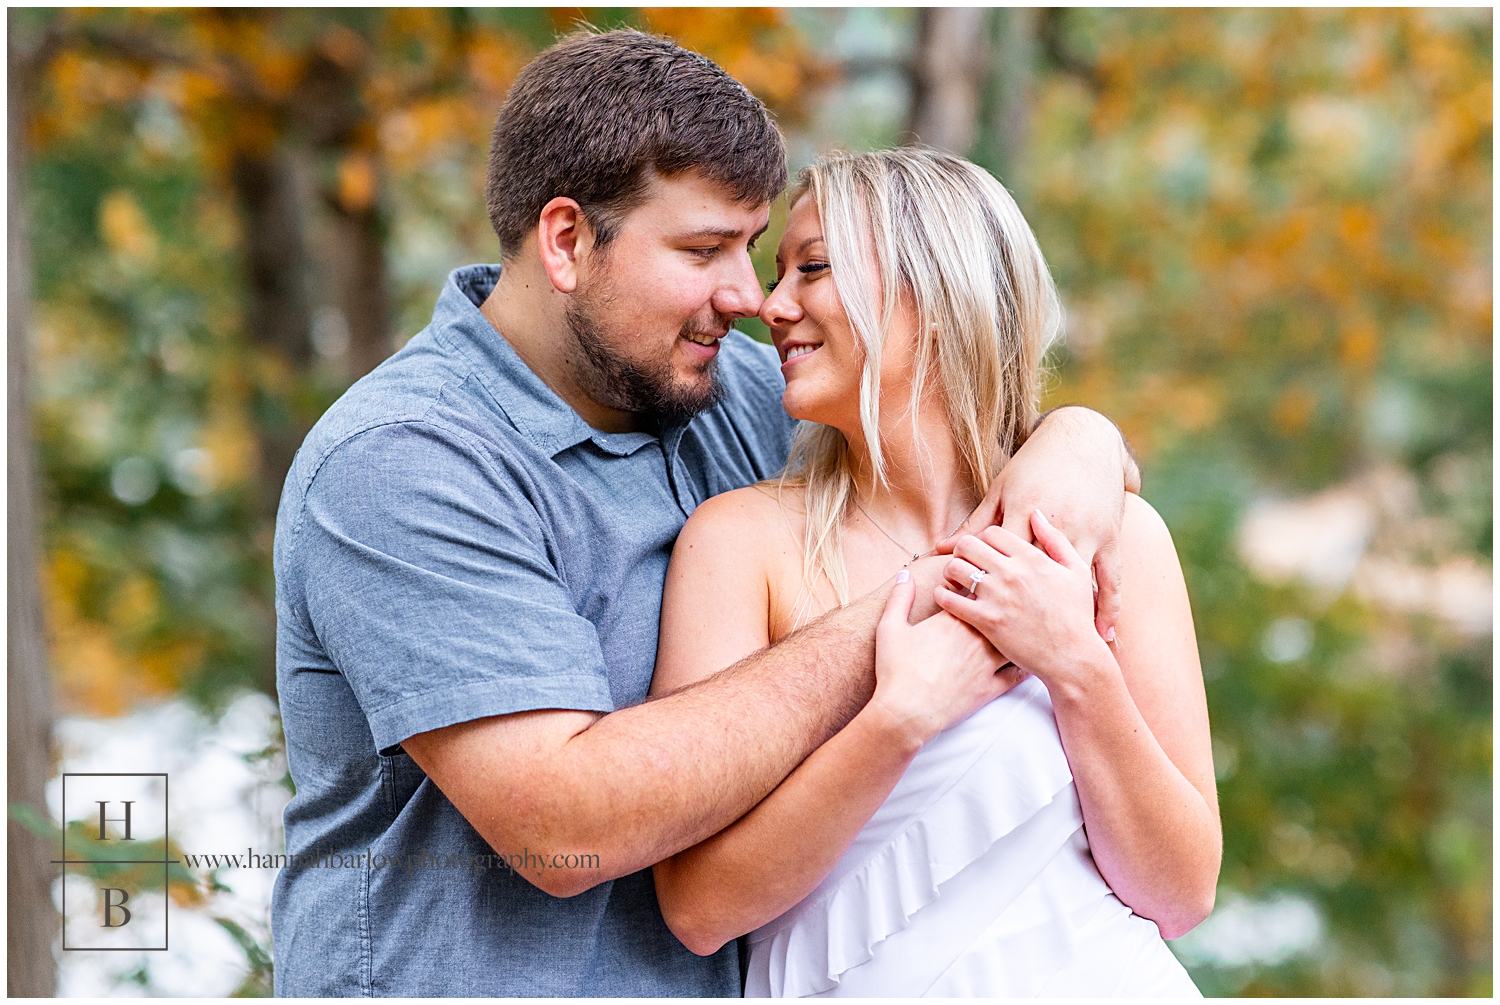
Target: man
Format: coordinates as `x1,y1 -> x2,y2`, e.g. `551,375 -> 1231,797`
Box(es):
271,29 -> 1139,996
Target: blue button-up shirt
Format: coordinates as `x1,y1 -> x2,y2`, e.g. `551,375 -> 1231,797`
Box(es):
271,265 -> 794,996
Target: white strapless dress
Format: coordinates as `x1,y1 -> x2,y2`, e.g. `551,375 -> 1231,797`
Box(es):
744,675 -> 1202,997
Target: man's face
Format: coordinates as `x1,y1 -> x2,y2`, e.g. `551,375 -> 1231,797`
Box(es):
565,171 -> 770,424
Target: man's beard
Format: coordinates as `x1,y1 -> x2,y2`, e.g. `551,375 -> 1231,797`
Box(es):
564,296 -> 729,426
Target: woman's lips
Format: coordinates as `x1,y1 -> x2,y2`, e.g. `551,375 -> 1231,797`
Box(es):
780,344 -> 820,370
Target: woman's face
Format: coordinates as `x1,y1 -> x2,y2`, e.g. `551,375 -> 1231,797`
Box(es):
761,195 -> 918,437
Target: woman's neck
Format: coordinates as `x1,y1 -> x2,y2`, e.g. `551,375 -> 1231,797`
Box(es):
843,396 -> 979,554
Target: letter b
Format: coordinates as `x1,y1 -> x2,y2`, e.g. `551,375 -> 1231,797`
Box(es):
101,888 -> 132,928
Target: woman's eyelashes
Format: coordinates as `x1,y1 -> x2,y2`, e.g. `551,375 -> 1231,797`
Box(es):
767,261 -> 830,292
768,262 -> 828,294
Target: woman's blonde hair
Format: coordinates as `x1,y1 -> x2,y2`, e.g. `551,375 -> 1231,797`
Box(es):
780,146 -> 1061,609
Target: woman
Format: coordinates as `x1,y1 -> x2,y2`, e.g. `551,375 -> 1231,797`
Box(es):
649,148 -> 1219,996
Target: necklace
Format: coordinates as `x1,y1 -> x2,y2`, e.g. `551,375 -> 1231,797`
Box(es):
852,499 -> 968,567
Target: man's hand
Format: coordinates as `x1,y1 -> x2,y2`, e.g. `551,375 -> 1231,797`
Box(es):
938,406 -> 1140,640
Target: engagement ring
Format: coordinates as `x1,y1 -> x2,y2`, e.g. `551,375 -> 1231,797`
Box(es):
968,569 -> 987,595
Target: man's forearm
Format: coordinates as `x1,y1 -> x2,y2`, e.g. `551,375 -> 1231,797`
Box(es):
440,587 -> 888,896
1033,405 -> 1141,494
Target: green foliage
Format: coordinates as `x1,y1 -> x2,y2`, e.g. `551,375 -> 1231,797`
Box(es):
214,918 -> 275,997
1020,9 -> 1491,995
30,74 -> 275,711
20,6 -> 1489,998
1146,443 -> 1491,995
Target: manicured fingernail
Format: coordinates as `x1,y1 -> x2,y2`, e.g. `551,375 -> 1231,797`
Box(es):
1034,509 -> 1048,522
896,569 -> 910,584
1105,626 -> 1116,642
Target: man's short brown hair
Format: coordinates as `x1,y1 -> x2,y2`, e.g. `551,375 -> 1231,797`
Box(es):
485,29 -> 787,258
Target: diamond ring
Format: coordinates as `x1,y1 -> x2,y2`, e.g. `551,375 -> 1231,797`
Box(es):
968,569 -> 987,596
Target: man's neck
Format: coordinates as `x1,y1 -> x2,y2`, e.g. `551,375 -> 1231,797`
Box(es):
478,255 -> 641,434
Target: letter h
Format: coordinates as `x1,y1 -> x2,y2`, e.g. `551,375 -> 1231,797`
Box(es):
96,801 -> 134,841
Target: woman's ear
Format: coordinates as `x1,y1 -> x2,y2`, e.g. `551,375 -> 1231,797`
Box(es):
535,197 -> 596,294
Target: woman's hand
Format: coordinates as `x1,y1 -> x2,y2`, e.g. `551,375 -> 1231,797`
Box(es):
938,406 -> 1139,642
935,510 -> 1111,688
940,499 -> 1221,937
866,570 -> 1019,749
653,564 -> 1026,956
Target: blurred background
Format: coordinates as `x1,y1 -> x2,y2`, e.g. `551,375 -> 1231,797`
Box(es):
6,7 -> 1490,998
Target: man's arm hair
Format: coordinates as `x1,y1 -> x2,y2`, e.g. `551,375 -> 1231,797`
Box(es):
1032,404 -> 1141,494
290,422 -> 885,901
401,590 -> 885,898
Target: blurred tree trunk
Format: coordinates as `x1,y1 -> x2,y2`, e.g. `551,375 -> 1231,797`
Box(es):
982,7 -> 1040,188
295,42 -> 392,382
331,203 -> 392,380
233,150 -> 315,374
7,10 -> 59,997
73,10 -> 399,505
229,144 -> 316,512
223,35 -> 396,508
906,7 -> 993,154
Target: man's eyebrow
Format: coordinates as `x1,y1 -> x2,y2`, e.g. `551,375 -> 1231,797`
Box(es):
677,219 -> 773,242
678,227 -> 750,241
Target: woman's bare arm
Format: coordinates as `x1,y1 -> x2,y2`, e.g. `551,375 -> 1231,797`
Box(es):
938,495 -> 1220,938
651,488 -> 1013,955
1063,496 -> 1220,937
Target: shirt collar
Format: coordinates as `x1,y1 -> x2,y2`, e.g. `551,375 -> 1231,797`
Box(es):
433,265 -> 689,460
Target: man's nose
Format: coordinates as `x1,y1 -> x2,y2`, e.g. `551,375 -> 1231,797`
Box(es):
713,252 -> 766,320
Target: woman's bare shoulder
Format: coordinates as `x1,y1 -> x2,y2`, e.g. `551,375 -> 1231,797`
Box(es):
655,483 -> 807,695
1121,493 -> 1178,561
670,483 -> 814,646
676,482 -> 806,556
1116,493 -> 1195,649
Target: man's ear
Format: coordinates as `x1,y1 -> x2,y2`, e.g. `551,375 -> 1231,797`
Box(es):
535,197 -> 596,294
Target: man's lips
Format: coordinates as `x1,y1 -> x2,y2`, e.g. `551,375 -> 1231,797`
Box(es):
679,330 -> 725,360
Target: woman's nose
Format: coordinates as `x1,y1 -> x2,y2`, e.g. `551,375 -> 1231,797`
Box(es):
760,282 -> 803,329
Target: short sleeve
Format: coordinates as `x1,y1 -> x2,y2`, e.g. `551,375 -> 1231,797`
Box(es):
281,420 -> 614,753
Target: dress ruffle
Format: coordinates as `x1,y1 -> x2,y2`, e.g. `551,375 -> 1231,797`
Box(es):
750,677 -> 1076,998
